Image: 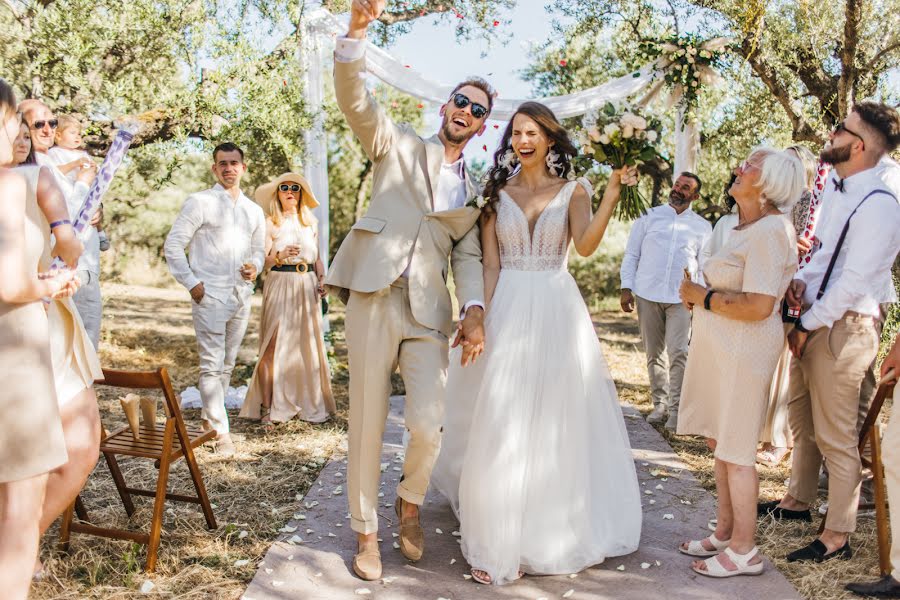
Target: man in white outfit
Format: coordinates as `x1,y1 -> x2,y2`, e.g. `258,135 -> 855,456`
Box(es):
164,142 -> 265,457
620,172 -> 711,431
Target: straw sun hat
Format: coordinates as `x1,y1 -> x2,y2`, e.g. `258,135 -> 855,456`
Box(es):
253,172 -> 319,215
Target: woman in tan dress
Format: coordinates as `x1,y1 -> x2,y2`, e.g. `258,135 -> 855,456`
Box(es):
0,80 -> 80,600
241,173 -> 334,425
676,147 -> 803,578
13,117 -> 103,577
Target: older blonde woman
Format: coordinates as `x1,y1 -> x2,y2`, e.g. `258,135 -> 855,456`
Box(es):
676,147 -> 804,578
241,173 -> 335,425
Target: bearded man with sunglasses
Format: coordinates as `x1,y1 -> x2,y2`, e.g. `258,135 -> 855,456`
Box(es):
758,102 -> 900,565
325,0 -> 490,581
19,99 -> 105,348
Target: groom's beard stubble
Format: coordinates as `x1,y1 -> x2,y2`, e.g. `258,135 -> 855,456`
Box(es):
441,116 -> 472,145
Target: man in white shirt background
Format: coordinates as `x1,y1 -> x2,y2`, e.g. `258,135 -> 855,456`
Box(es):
19,99 -> 106,349
620,173 -> 712,431
164,142 -> 266,458
762,101 -> 900,564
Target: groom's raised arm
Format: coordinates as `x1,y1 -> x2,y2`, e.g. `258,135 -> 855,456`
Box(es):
334,1 -> 396,162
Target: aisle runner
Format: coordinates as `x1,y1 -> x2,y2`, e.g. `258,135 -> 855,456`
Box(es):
242,397 -> 800,600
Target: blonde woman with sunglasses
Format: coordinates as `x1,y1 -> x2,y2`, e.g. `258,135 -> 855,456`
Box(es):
240,173 -> 334,427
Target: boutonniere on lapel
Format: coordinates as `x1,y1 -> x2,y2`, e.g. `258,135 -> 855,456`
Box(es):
466,196 -> 489,209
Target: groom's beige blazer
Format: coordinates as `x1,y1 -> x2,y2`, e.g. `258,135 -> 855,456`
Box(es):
326,54 -> 484,535
325,57 -> 484,337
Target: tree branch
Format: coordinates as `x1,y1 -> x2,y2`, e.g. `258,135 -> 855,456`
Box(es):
866,38 -> 900,71
81,107 -> 206,155
379,1 -> 454,25
738,38 -> 824,144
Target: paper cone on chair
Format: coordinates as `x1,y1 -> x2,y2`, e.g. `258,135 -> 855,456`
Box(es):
140,396 -> 158,429
120,394 -> 141,440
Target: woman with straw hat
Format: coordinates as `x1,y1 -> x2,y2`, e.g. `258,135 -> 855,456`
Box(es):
240,172 -> 334,426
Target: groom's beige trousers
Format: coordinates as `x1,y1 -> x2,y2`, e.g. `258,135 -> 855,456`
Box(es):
345,279 -> 448,534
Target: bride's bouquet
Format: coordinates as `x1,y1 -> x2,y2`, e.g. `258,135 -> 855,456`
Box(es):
576,102 -> 661,220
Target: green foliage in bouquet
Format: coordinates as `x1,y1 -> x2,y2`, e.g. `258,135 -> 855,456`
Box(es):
574,102 -> 663,220
634,34 -> 732,125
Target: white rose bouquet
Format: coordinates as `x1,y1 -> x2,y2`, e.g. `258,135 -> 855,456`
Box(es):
576,102 -> 661,220
635,34 -> 731,124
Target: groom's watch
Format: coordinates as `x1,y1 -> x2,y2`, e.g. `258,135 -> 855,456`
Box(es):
794,319 -> 810,334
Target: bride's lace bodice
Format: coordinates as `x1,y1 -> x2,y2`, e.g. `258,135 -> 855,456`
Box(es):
497,181 -> 577,272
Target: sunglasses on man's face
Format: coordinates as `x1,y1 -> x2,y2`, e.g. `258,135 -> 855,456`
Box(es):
451,93 -> 488,120
833,121 -> 864,142
30,119 -> 58,130
279,184 -> 301,192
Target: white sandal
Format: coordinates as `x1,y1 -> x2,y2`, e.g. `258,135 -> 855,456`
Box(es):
679,533 -> 730,557
692,546 -> 764,578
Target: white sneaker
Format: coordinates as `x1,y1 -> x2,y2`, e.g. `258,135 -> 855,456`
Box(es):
647,406 -> 667,424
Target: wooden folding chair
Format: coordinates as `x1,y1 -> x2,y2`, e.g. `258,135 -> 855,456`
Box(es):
58,367 -> 218,572
819,375 -> 894,575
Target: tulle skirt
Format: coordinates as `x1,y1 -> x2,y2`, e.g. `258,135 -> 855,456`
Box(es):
432,268 -> 642,585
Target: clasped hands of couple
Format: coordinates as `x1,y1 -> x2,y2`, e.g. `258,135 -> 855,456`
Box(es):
453,307 -> 486,367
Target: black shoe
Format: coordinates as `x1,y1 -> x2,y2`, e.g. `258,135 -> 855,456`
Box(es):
757,499 -> 812,521
786,538 -> 852,563
846,576 -> 900,598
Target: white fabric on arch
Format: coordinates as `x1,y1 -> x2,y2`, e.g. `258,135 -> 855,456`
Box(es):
305,8 -> 660,120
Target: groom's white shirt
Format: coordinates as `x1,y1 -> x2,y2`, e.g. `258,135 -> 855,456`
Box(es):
336,36 -> 483,314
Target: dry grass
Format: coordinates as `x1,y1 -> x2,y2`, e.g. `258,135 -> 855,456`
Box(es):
30,284 -> 887,599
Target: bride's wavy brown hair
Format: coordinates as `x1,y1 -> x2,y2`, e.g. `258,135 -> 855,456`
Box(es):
482,102 -> 578,214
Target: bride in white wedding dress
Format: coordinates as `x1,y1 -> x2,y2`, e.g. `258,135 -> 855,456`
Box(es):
431,102 -> 643,585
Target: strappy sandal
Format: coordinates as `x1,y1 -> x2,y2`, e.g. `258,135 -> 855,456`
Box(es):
756,446 -> 790,467
692,547 -> 764,578
679,533 -> 731,557
260,405 -> 275,432
470,568 -> 524,585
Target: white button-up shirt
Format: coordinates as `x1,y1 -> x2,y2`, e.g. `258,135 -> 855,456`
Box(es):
798,164 -> 900,331
620,204 -> 712,304
35,152 -> 99,275
164,184 -> 266,304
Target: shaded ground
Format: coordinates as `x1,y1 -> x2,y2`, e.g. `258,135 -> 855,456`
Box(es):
242,397 -> 801,600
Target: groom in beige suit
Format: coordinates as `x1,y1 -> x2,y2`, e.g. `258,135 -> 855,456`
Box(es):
326,0 -> 491,581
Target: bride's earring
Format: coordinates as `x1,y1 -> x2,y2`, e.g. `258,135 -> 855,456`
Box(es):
499,148 -> 519,171
546,148 -> 562,176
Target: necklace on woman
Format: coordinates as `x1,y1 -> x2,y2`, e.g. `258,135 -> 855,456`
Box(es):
735,204 -> 775,230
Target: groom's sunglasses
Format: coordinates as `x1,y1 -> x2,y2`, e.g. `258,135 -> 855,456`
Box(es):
451,93 -> 489,120
278,184 -> 301,192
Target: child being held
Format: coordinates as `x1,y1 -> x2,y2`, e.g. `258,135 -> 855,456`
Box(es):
47,115 -> 110,251
48,114 -> 92,182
